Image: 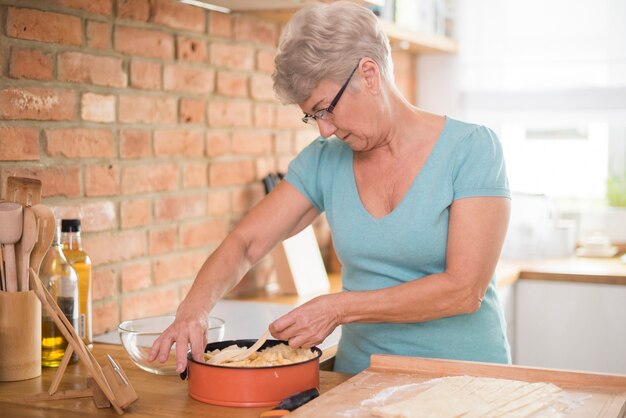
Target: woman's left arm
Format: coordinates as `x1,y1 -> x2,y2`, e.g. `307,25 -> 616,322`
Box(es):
270,196 -> 510,348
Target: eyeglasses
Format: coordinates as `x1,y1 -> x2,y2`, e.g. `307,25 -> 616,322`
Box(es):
302,63 -> 359,125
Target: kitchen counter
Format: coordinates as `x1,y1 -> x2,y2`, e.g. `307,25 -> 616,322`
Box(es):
0,343 -> 352,418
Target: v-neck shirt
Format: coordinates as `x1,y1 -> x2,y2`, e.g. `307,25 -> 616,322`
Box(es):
285,117 -> 511,373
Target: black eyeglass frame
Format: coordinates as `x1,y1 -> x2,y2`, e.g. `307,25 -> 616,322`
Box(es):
302,62 -> 360,125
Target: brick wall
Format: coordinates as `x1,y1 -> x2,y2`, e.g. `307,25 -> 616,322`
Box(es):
0,0 -> 417,335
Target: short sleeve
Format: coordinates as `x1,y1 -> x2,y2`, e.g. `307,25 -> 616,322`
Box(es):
284,138 -> 327,213
452,126 -> 510,200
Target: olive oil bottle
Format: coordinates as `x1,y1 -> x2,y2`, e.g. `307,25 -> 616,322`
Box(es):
39,226 -> 79,367
61,219 -> 93,349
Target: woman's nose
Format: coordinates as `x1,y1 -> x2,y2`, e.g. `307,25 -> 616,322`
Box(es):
317,119 -> 337,138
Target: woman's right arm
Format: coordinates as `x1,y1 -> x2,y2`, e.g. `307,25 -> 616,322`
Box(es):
148,180 -> 318,372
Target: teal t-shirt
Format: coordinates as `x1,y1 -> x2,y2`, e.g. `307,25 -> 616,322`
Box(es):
285,117 -> 511,374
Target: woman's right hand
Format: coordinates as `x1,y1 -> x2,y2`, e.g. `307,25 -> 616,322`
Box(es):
147,302 -> 211,373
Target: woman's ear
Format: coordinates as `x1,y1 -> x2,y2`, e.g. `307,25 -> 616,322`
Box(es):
359,58 -> 381,94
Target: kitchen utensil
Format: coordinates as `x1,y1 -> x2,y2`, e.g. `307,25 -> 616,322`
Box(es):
0,245 -> 4,291
208,329 -> 270,365
15,206 -> 36,291
184,339 -> 322,407
6,176 -> 42,207
118,315 -> 225,375
28,268 -> 137,414
259,388 -> 320,417
0,289 -> 41,381
29,204 -> 55,276
0,202 -> 23,292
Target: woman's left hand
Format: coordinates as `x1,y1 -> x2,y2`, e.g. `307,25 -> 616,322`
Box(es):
269,293 -> 343,348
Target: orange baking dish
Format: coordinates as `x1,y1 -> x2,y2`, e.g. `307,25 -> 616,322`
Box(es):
183,339 -> 322,407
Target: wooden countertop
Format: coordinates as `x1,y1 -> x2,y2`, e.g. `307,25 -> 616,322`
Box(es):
0,343 -> 352,418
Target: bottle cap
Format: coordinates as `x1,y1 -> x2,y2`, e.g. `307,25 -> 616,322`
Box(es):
61,219 -> 81,232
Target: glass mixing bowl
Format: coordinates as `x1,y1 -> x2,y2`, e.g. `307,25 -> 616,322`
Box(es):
118,315 -> 225,375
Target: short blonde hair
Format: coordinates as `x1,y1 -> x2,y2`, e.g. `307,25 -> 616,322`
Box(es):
272,1 -> 393,104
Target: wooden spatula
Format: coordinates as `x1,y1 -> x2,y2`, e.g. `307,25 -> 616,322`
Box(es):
6,176 -> 42,207
207,330 -> 271,365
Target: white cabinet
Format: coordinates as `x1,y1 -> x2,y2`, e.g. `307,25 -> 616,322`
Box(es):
515,279 -> 626,374
496,284 -> 516,361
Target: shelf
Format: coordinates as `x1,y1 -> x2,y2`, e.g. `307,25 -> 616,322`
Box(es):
184,0 -> 458,55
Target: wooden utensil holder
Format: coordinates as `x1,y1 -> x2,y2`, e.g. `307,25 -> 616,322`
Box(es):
0,290 -> 42,381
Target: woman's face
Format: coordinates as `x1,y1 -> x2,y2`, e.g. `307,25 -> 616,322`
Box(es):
299,73 -> 389,152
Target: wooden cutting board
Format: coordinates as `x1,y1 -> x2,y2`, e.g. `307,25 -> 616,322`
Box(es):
290,355 -> 626,417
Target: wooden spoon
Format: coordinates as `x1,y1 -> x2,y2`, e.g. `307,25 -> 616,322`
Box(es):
0,202 -> 23,292
230,329 -> 271,362
16,206 -> 37,291
29,204 -> 56,276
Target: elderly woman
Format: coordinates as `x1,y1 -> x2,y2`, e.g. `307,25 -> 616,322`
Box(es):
149,1 -> 511,374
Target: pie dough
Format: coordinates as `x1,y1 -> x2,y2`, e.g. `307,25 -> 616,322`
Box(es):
203,343 -> 316,367
371,376 -> 563,418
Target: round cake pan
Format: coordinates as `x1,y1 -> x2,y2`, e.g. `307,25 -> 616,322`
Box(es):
184,339 -> 322,407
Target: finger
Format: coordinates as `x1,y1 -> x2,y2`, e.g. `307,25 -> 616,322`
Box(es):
189,326 -> 205,363
269,313 -> 295,335
148,334 -> 163,361
155,332 -> 175,363
175,332 -> 190,373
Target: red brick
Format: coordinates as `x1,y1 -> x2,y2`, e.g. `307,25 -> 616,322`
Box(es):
210,43 -> 254,70
295,129 -> 316,152
216,71 -> 248,97
93,301 -> 119,334
121,288 -> 178,320
115,26 -> 174,59
120,130 -> 152,159
121,163 -> 179,194
209,11 -> 232,37
85,164 -> 121,197
256,49 -> 275,74
121,262 -> 151,292
92,268 -> 116,300
9,48 -> 53,81
151,0 -> 205,32
83,230 -> 146,265
153,254 -> 197,284
163,64 -> 214,94
207,100 -> 252,127
149,226 -> 177,255
275,104 -> 305,129
46,128 -> 115,158
180,219 -> 228,249
119,95 -> 177,124
154,194 -> 206,221
130,60 -> 161,90
79,201 -> 117,232
0,87 -> 76,121
232,131 -> 272,155
81,92 -> 115,122
86,21 -> 111,49
277,155 -> 291,172
177,36 -> 207,63
254,103 -> 276,128
49,0 -> 112,15
207,189 -> 231,215
58,51 -> 127,87
234,15 -> 278,46
183,162 -> 207,188
154,129 -> 204,157
206,131 -> 230,157
232,185 -> 264,213
117,0 -> 149,21
209,160 -> 256,186
6,7 -> 81,46
120,198 -> 152,229
0,126 -> 39,161
274,130 -> 293,154
1,166 -> 80,198
256,157 -> 276,181
180,98 -> 205,124
250,74 -> 275,101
